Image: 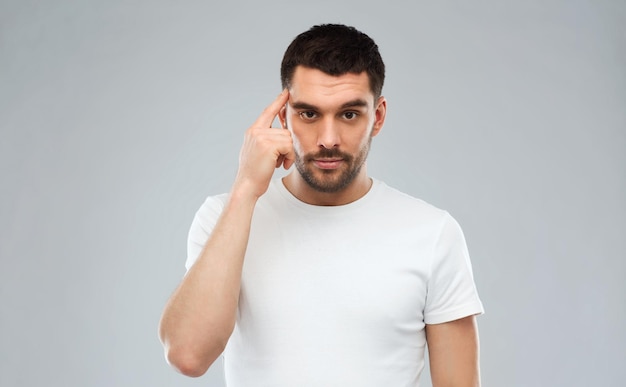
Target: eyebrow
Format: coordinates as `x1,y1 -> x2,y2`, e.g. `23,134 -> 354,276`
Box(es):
290,99 -> 369,111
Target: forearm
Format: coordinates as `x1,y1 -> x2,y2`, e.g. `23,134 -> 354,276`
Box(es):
159,187 -> 258,376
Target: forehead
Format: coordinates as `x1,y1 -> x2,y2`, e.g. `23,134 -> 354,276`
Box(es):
289,66 -> 374,107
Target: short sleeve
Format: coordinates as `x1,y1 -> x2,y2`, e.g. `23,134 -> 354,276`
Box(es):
423,212 -> 484,324
185,194 -> 228,271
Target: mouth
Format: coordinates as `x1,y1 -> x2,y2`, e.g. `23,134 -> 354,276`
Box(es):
312,158 -> 344,170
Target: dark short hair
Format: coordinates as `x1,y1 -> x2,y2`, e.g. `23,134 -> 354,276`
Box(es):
280,24 -> 385,99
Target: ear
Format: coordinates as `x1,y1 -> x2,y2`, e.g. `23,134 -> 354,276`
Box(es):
278,104 -> 287,129
371,96 -> 387,137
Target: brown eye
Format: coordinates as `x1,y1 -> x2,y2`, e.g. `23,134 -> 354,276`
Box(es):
343,111 -> 358,120
299,111 -> 317,120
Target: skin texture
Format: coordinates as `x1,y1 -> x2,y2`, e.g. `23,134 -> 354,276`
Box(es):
158,67 -> 481,385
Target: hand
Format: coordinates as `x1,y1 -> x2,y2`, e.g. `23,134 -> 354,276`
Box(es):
233,89 -> 294,199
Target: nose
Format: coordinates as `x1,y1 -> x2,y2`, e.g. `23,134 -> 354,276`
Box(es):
317,117 -> 340,149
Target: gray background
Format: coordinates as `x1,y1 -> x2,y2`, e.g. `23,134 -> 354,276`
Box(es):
1,0 -> 624,386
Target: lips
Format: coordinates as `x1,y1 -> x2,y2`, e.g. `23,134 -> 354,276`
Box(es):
313,158 -> 344,170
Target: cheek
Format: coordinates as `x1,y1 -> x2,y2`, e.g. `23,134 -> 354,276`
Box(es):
350,123 -> 375,148
286,124 -> 304,154
287,118 -> 312,149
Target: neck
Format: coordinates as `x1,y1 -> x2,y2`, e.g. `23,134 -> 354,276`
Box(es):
282,168 -> 373,206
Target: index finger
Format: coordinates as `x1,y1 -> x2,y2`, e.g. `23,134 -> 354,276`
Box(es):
254,89 -> 289,128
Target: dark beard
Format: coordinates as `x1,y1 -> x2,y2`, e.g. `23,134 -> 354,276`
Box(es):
294,140 -> 371,193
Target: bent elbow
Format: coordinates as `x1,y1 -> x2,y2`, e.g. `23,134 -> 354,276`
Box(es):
164,343 -> 224,378
158,316 -> 231,377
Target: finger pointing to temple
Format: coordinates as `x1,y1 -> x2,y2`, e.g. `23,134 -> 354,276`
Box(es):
254,89 -> 289,128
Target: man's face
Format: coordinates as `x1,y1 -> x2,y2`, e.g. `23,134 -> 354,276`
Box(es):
280,66 -> 386,193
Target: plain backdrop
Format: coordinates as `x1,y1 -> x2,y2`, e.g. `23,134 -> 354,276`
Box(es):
1,1 -> 624,386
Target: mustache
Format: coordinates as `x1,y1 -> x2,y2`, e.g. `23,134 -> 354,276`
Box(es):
304,148 -> 353,162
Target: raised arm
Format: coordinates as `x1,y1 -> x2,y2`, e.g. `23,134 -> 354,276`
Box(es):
426,315 -> 481,387
158,90 -> 293,377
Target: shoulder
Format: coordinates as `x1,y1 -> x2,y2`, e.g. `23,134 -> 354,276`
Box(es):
373,180 -> 450,226
199,192 -> 229,210
193,192 -> 229,226
185,192 -> 229,270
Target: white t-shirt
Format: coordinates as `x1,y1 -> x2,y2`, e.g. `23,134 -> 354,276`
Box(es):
186,178 -> 484,387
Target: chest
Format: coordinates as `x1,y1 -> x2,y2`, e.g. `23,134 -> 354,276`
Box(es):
240,213 -> 434,334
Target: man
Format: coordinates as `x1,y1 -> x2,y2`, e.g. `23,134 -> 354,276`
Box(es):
159,24 -> 484,386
